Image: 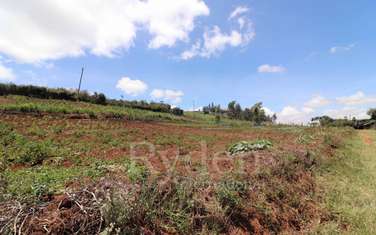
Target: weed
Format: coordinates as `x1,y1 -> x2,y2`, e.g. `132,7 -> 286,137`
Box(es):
50,125 -> 65,134
126,161 -> 149,182
16,141 -> 54,165
27,124 -> 47,137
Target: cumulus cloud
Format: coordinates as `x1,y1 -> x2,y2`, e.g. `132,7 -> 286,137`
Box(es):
116,77 -> 148,96
277,106 -> 314,124
304,95 -> 331,108
180,5 -> 254,60
150,89 -> 184,103
274,92 -> 376,124
0,0 -> 209,63
0,62 -> 15,82
336,91 -> 376,106
276,95 -> 329,124
262,107 -> 275,117
330,43 -> 355,54
325,107 -> 369,120
258,64 -> 286,73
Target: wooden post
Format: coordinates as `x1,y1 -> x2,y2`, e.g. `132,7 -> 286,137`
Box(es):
77,67 -> 84,100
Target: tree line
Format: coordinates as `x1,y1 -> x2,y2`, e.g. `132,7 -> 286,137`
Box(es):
0,83 -> 184,116
202,101 -> 277,125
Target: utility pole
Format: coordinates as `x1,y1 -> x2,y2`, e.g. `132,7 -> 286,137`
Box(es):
77,66 -> 84,100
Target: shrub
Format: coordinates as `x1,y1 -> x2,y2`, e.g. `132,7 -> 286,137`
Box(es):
17,141 -> 54,165
171,107 -> 184,116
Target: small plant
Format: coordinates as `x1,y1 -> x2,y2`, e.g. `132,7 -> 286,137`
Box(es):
126,161 -> 149,182
215,114 -> 221,124
17,141 -> 54,165
31,182 -> 50,198
228,140 -> 272,155
297,133 -> 314,145
50,125 -> 64,134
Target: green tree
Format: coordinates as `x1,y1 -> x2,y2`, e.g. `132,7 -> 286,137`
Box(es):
367,109 -> 376,120
234,103 -> 242,119
227,101 -> 237,119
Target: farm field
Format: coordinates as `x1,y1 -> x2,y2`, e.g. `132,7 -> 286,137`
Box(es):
0,96 -> 374,234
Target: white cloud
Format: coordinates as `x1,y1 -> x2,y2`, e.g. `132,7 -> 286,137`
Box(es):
304,95 -> 331,108
201,26 -> 244,56
280,106 -> 301,117
180,5 -> 254,60
0,0 -> 209,63
330,43 -> 355,54
150,89 -> 184,103
258,64 -> 286,73
180,41 -> 202,60
276,95 -> 329,124
0,62 -> 15,82
228,6 -> 249,20
275,92 -> 376,124
277,106 -> 313,124
187,106 -> 203,111
262,107 -> 275,116
336,91 -> 376,106
181,24 -> 255,59
325,107 -> 369,120
116,77 -> 148,96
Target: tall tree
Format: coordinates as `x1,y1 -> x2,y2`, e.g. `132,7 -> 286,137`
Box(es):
367,109 -> 376,120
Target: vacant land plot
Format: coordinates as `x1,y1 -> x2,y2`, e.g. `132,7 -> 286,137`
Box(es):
0,96 -> 367,234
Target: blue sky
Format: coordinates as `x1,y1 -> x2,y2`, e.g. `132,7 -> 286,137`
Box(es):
0,0 -> 375,123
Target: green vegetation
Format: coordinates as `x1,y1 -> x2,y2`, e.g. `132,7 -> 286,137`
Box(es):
185,111 -> 252,127
0,83 -> 183,115
0,95 -> 184,122
202,101 -> 277,125
228,140 -> 273,155
315,130 -> 376,234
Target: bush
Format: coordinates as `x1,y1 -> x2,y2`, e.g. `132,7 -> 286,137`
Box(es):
17,141 -> 53,165
171,107 -> 184,116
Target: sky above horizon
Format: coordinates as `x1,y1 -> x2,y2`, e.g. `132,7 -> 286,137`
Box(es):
0,0 -> 375,123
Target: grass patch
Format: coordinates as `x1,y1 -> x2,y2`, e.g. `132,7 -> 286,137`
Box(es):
0,95 -> 184,122
315,130 -> 376,234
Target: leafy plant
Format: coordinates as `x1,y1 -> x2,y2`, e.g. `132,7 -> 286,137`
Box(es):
228,140 -> 272,155
17,141 -> 54,165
